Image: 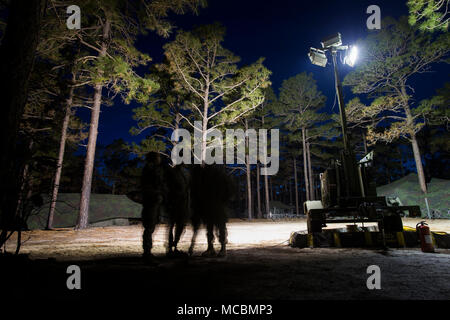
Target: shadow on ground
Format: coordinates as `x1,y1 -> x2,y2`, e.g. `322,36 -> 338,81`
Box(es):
3,245 -> 450,302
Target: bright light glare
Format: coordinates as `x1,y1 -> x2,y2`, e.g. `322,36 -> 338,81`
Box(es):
345,46 -> 358,67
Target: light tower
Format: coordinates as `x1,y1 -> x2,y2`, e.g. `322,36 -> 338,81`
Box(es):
308,33 -> 361,200
299,33 -> 421,246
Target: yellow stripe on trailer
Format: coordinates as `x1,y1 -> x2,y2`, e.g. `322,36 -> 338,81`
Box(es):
307,234 -> 314,248
396,232 -> 406,248
364,231 -> 373,246
333,233 -> 342,248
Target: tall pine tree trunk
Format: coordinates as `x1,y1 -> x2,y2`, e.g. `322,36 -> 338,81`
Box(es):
269,178 -> 273,201
47,77 -> 75,229
16,140 -> 34,221
289,178 -> 292,205
243,176 -> 247,216
302,128 -> 310,201
245,119 -> 252,220
77,19 -> 111,230
264,166 -> 270,217
77,85 -> 102,229
306,136 -> 314,200
252,172 -> 257,218
411,135 -> 427,193
261,115 -> 270,217
201,118 -> 208,164
308,150 -> 314,200
268,178 -> 271,201
0,0 -> 46,247
293,157 -> 299,215
299,169 -> 304,213
362,130 -> 368,155
200,78 -> 210,165
401,86 -> 427,194
256,164 -> 262,218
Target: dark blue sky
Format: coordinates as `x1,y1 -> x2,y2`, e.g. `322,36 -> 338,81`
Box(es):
85,0 -> 450,147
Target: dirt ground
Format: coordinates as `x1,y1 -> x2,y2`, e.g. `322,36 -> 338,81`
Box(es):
2,218 -> 450,302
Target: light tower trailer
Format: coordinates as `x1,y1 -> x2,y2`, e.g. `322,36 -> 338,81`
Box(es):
304,150 -> 421,248
304,33 -> 421,248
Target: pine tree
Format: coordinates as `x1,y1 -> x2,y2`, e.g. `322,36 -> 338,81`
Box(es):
236,87 -> 278,219
407,0 -> 449,32
36,18 -> 91,229
164,23 -> 271,164
415,83 -> 450,179
255,88 -> 280,217
277,72 -> 326,201
0,0 -> 47,247
72,0 -> 204,229
130,62 -> 192,160
343,17 -> 450,194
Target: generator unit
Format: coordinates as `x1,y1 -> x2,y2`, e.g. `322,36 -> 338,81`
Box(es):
305,148 -> 421,235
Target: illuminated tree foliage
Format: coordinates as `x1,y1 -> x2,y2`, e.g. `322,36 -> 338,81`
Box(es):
130,63 -> 192,159
415,82 -> 450,129
415,83 -> 450,180
229,87 -> 279,219
164,23 -> 271,164
277,72 -> 326,201
68,0 -> 206,229
407,0 -> 449,32
343,17 -> 450,193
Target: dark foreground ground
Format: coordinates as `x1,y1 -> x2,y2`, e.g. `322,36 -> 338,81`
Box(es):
2,220 -> 450,311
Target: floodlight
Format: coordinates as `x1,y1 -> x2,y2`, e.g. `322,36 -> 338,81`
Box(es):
308,32 -> 358,155
321,33 -> 342,49
344,45 -> 358,67
308,47 -> 327,67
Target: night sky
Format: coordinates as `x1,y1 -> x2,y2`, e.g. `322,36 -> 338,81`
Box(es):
85,0 -> 450,148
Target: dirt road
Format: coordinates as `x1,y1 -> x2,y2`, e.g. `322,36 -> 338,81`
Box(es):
3,219 -> 450,301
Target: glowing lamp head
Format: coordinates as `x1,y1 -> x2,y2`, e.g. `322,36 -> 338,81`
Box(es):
345,45 -> 358,67
308,47 -> 328,67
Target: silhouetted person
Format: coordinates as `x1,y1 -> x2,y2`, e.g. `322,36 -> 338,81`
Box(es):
141,152 -> 167,261
165,164 -> 190,257
141,152 -> 191,261
189,165 -> 235,257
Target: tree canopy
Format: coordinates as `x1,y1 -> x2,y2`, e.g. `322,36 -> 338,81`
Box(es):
407,0 -> 449,32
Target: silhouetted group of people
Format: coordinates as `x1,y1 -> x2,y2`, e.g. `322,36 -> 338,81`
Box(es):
140,152 -> 234,262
